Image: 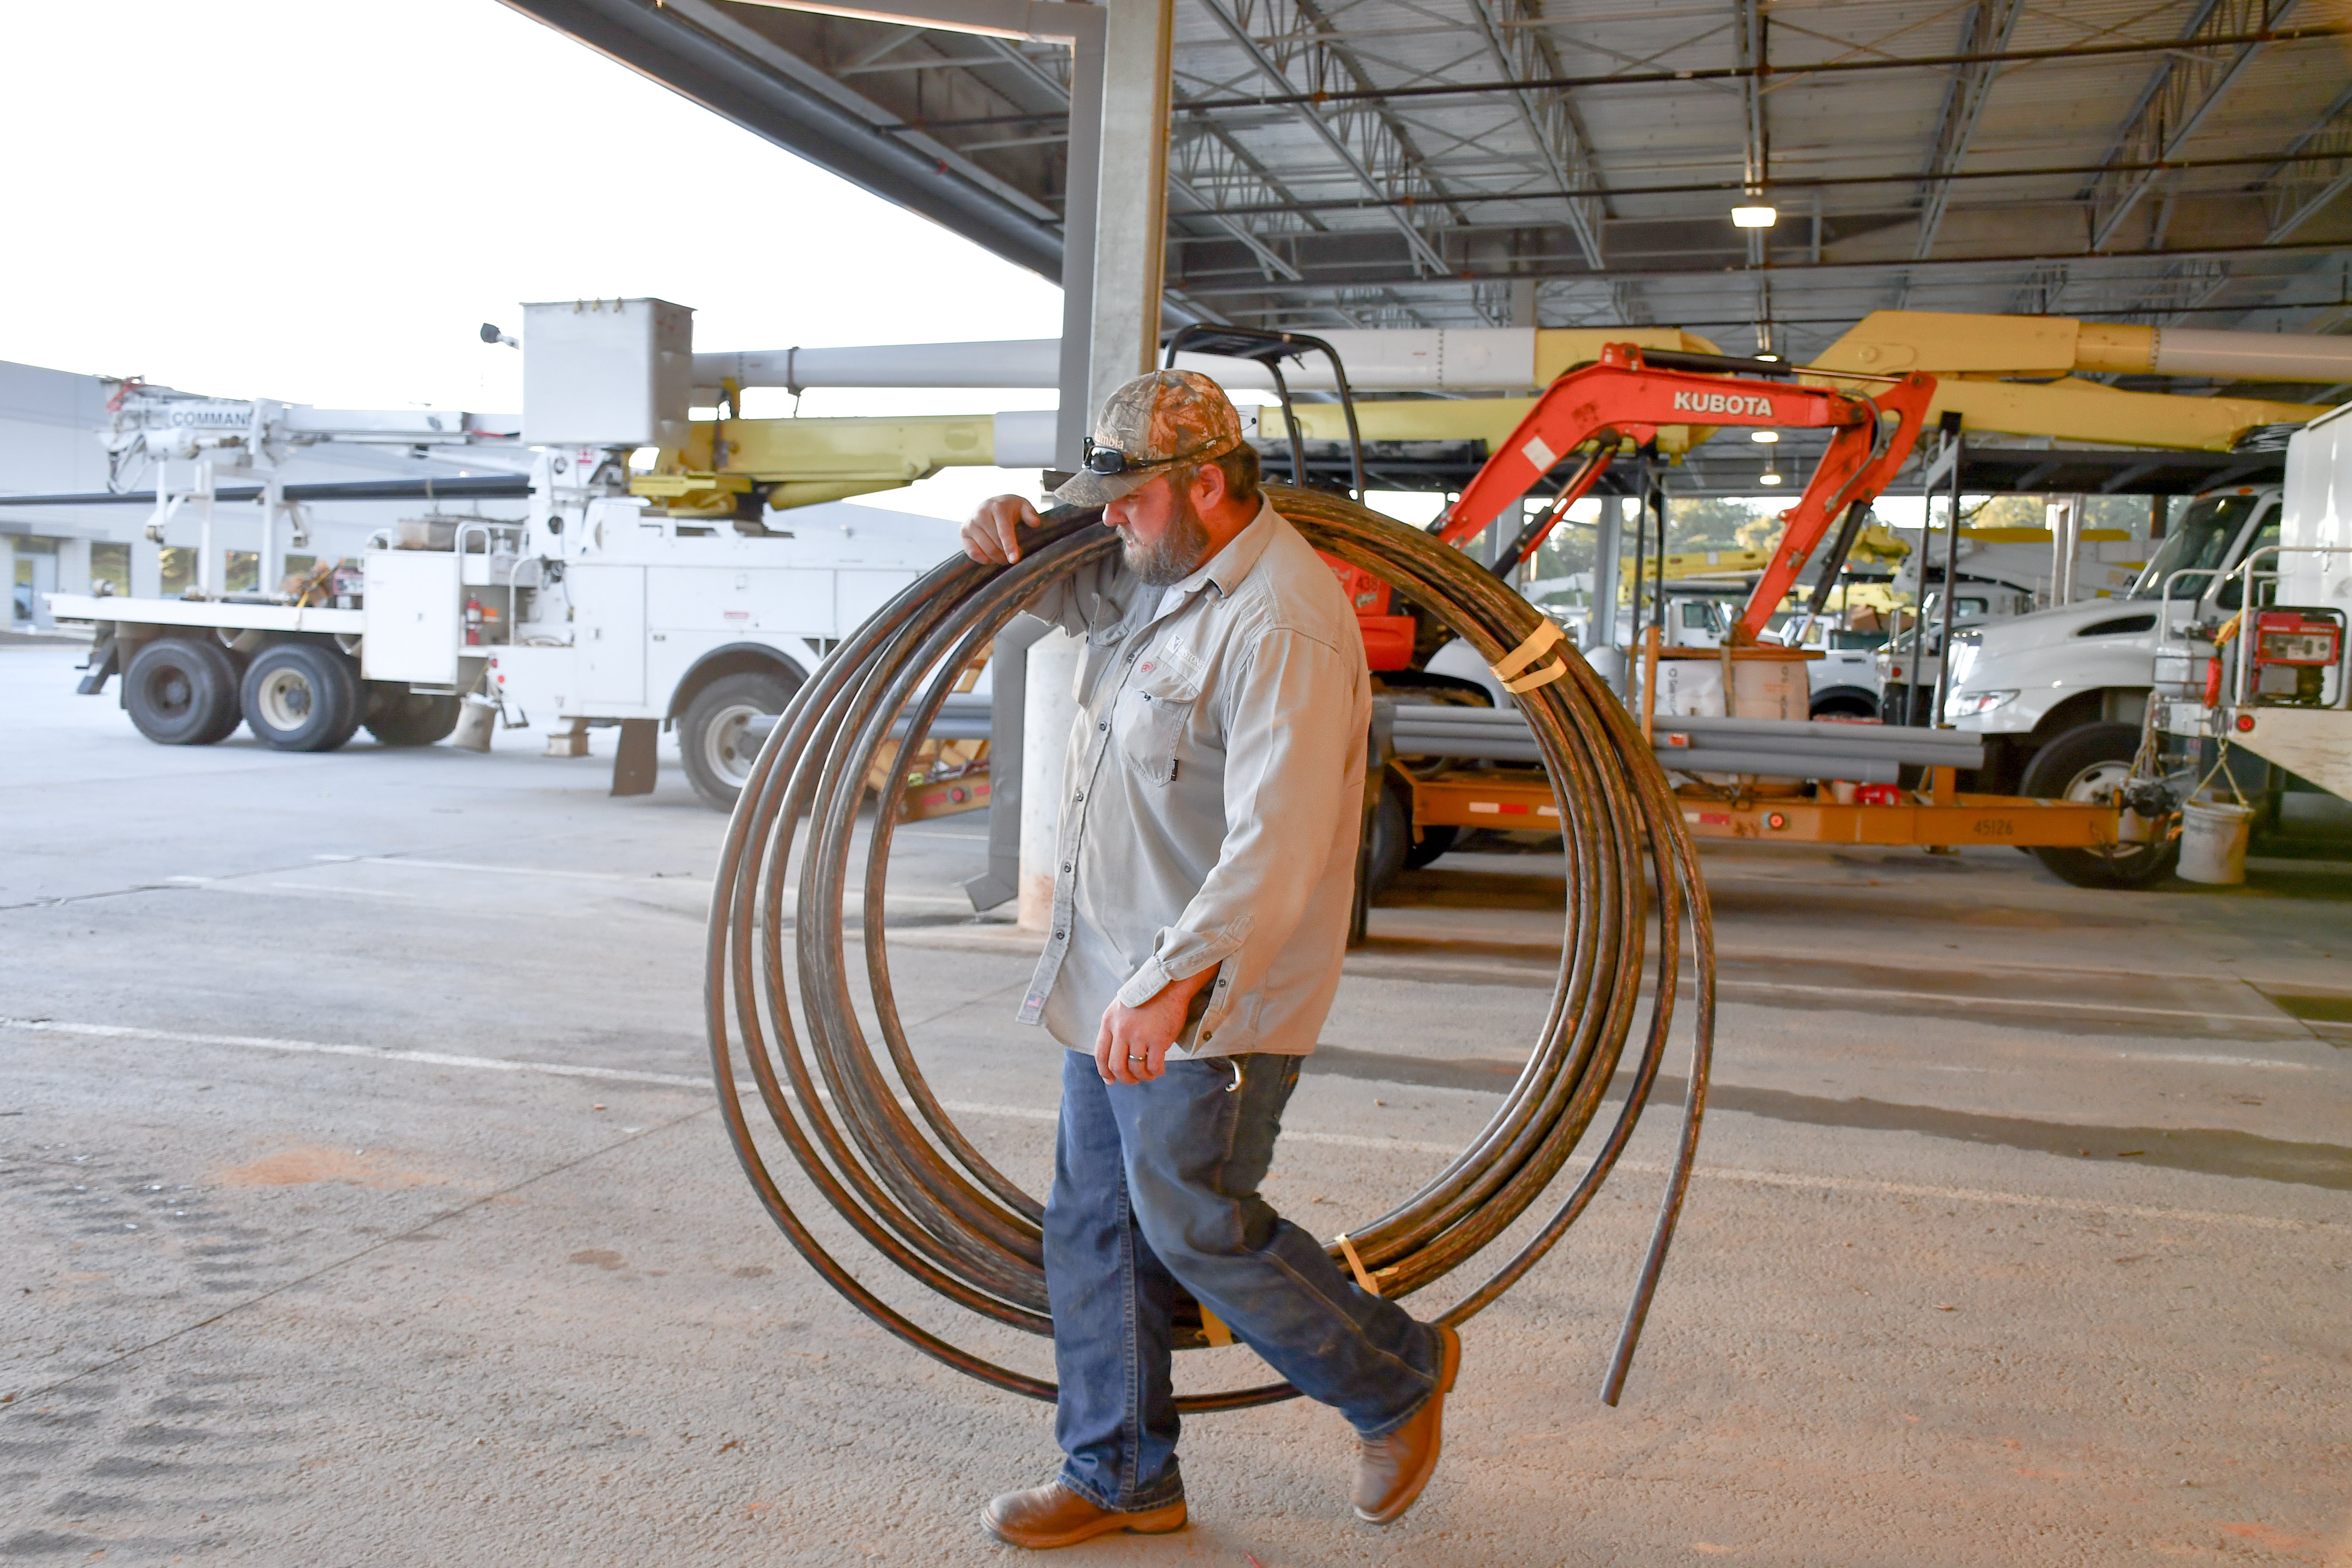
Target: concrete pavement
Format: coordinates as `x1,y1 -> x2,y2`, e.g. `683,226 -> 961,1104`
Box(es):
3,641 -> 2347,1565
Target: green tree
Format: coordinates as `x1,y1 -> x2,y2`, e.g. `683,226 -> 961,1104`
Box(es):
1667,496 -> 1775,553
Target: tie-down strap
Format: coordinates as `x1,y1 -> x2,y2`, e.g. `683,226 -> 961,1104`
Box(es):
1491,617 -> 1570,694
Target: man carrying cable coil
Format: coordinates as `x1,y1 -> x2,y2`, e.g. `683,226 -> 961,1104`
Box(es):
960,369 -> 1461,1549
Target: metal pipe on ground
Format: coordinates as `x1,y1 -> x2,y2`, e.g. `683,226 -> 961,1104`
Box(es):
1390,711 -> 1983,771
1652,749 -> 1900,784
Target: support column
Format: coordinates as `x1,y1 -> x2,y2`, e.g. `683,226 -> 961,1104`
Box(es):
1021,0 -> 1169,932
1083,0 -> 1175,420
1508,277 -> 1538,329
1590,495 -> 1624,657
965,614 -> 1048,912
1053,27 -> 1105,469
1018,629 -> 1083,931
2050,497 -> 2068,606
2052,492 -> 2085,605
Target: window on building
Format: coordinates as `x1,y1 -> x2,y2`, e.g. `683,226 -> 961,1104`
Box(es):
91,542 -> 131,595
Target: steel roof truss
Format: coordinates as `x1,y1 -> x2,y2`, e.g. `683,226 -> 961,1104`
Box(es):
1198,0 -> 1458,275
2262,84 -> 2352,243
2085,0 -> 2299,251
1909,0 -> 2025,266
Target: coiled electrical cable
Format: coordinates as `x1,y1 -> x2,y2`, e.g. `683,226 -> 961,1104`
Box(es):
705,486 -> 1714,1412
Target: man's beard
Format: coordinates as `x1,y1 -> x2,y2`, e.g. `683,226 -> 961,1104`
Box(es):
1121,495 -> 1214,587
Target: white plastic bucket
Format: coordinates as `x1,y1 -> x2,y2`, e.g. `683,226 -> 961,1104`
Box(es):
2176,799 -> 2255,885
453,694 -> 498,754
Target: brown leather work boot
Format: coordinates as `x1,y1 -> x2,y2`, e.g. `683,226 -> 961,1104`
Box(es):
1351,1323 -> 1462,1524
982,1481 -> 1187,1549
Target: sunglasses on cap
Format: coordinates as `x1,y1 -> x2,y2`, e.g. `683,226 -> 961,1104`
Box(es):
1081,435 -> 1238,476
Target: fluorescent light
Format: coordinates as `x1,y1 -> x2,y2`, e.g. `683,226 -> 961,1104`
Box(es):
1731,203 -> 1778,229
1749,429 -> 1780,444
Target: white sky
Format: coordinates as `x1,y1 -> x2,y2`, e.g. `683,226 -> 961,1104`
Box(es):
0,0 -> 1068,519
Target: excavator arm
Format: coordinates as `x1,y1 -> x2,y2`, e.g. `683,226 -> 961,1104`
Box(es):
1441,344 -> 1938,644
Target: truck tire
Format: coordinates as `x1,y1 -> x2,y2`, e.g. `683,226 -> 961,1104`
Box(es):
1404,821 -> 1458,870
1362,771 -> 1457,897
365,688 -> 463,747
681,670 -> 799,811
1364,773 -> 1413,899
124,636 -> 243,746
2020,722 -> 2177,889
240,642 -> 362,752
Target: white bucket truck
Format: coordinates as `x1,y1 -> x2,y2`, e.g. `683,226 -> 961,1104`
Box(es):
2143,404 -> 2352,828
45,299 -> 957,808
1941,482 -> 2284,802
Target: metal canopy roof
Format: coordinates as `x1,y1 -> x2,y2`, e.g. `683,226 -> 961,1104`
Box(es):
506,0 -> 2352,376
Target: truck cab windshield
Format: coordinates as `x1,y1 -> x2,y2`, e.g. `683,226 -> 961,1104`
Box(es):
2129,494 -> 2263,601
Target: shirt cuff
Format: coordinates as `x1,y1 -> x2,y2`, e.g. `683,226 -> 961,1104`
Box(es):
1115,956 -> 1175,1009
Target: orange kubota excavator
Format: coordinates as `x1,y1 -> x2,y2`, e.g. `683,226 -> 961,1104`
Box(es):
1342,343 -> 2138,879
1337,341 -> 1937,657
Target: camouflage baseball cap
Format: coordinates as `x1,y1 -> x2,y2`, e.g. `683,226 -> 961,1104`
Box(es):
1049,369 -> 1247,508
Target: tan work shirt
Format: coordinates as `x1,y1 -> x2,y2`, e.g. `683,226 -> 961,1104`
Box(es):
1017,498 -> 1371,1058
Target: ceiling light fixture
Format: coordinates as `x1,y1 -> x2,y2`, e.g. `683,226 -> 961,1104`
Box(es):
1750,429 -> 1780,444
1731,201 -> 1778,229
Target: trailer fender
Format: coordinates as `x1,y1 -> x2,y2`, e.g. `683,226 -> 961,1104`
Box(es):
1807,684 -> 1879,720
665,642 -> 810,727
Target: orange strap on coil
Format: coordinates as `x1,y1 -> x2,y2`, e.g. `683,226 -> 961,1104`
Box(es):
1492,618 -> 1570,694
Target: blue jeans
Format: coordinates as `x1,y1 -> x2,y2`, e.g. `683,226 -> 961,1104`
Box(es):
1044,1048 -> 1443,1513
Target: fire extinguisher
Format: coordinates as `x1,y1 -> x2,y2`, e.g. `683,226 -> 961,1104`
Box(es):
465,596 -> 484,647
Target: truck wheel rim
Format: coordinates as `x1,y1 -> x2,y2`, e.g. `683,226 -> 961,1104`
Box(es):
2061,758 -> 2158,866
256,668 -> 314,730
2058,759 -> 2131,806
702,702 -> 767,790
152,670 -> 193,717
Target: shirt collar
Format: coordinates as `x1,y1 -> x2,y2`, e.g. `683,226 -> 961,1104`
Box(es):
1157,496 -> 1281,613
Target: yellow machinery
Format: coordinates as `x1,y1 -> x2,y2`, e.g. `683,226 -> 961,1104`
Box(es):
1287,312 -> 2331,456
631,313 -> 2333,519
636,410 -> 1007,514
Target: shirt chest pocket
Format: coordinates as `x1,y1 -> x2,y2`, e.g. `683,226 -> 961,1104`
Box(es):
1115,667 -> 1200,786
